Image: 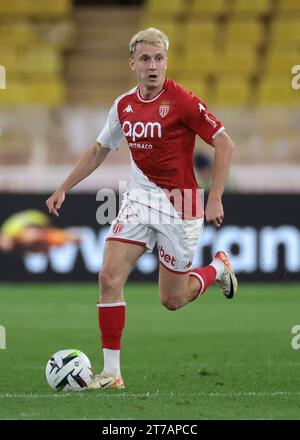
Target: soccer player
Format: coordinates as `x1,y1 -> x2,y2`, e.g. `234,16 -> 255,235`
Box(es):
46,28 -> 238,390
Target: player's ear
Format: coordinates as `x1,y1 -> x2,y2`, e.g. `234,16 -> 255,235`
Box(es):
129,58 -> 135,72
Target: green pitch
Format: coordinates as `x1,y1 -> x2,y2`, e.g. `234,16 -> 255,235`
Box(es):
0,282 -> 299,420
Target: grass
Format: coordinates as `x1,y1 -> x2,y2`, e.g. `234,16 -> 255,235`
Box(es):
0,282 -> 299,420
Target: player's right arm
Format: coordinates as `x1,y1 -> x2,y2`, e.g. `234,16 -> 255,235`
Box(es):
46,143 -> 110,217
46,98 -> 124,217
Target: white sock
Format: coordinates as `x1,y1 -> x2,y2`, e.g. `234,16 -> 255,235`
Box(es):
103,348 -> 121,376
209,259 -> 225,281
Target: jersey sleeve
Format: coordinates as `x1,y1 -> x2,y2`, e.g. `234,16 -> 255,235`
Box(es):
96,100 -> 124,151
179,87 -> 224,144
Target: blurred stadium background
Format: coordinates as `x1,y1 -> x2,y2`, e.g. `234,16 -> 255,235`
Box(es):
1,0 -> 300,421
0,0 -> 299,282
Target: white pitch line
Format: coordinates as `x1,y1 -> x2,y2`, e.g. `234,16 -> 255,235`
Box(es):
1,391 -> 300,399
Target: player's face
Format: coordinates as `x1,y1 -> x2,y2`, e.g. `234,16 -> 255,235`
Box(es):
130,43 -> 167,91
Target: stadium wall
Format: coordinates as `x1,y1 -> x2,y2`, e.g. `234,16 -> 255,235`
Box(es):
0,193 -> 299,282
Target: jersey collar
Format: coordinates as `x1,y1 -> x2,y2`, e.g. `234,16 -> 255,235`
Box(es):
137,79 -> 168,103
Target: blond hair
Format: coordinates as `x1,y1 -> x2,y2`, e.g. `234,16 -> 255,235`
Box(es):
129,27 -> 169,55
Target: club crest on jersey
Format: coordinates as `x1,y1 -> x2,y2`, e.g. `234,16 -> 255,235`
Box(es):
159,101 -> 169,118
113,223 -> 123,234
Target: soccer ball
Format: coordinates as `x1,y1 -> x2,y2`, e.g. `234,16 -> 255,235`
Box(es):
45,349 -> 93,392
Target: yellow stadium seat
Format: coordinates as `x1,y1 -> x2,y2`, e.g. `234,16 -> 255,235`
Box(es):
189,0 -> 226,17
264,50 -> 300,73
20,48 -> 63,76
0,79 -> 27,106
231,0 -> 272,16
26,79 -> 65,106
257,76 -> 299,106
33,21 -> 75,50
0,0 -> 29,17
213,77 -> 251,106
0,77 -> 65,106
29,0 -> 72,18
184,49 -> 218,75
271,19 -> 300,46
166,49 -> 182,76
224,20 -> 264,49
277,0 -> 300,14
217,49 -> 258,74
0,23 -> 35,47
185,21 -> 218,51
145,0 -> 184,17
0,50 -> 18,73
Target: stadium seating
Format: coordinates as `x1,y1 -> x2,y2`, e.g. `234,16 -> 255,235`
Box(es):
231,0 -> 272,16
270,19 -> 300,48
185,21 -> 218,51
277,0 -> 300,14
28,0 -> 72,18
0,0 -> 72,106
188,0 -> 226,17
257,75 -> 299,106
0,0 -> 29,17
216,49 -> 258,75
223,20 -> 264,49
213,77 -> 251,106
140,0 -> 299,108
144,0 -> 184,19
1,0 -> 298,110
264,50 -> 300,73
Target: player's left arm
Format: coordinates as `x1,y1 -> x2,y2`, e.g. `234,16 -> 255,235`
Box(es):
206,131 -> 235,228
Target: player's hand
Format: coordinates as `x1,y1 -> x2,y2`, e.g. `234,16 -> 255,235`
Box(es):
205,197 -> 224,229
46,190 -> 65,217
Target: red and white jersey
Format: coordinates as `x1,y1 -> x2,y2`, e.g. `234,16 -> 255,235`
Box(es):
97,78 -> 224,218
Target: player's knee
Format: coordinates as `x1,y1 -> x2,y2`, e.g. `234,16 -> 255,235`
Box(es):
99,269 -> 123,295
161,297 -> 181,311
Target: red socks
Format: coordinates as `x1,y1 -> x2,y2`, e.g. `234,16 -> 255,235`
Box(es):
189,265 -> 217,297
97,302 -> 126,350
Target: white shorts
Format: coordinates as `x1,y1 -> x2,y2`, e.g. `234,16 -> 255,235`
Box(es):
106,190 -> 204,273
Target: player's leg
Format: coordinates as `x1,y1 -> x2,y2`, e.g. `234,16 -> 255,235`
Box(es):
158,265 -> 199,310
159,251 -> 237,310
158,218 -> 237,310
157,217 -> 204,309
90,239 -> 147,390
190,251 -> 238,299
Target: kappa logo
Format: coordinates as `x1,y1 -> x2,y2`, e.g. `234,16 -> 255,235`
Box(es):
123,104 -> 133,113
198,103 -> 217,127
113,223 -> 123,234
184,261 -> 192,269
198,103 -> 206,113
159,101 -> 170,118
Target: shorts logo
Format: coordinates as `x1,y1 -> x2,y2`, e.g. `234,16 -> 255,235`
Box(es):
159,245 -> 176,267
159,101 -> 169,118
113,223 -> 123,234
